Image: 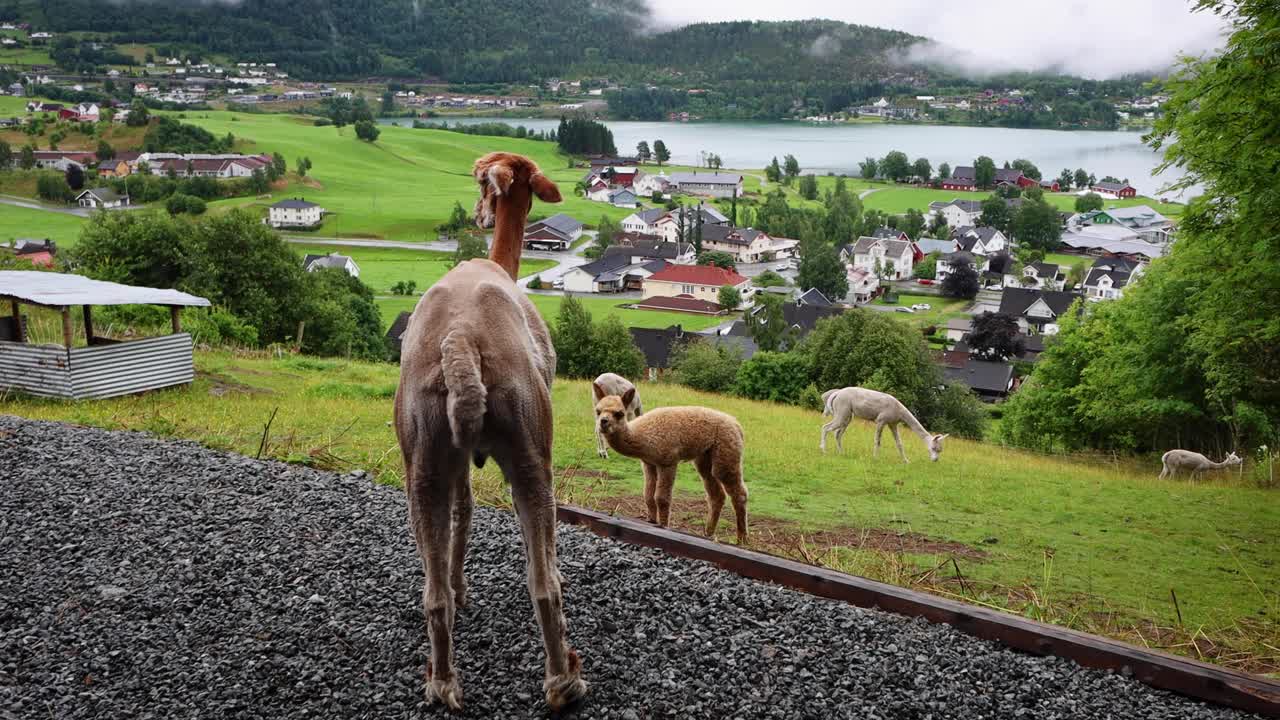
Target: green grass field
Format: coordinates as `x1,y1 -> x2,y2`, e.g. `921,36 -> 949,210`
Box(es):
874,292 -> 969,328
185,111 -> 640,239
0,204 -> 86,246
2,350 -> 1274,672
0,47 -> 53,66
289,243 -> 554,296
375,292 -> 728,331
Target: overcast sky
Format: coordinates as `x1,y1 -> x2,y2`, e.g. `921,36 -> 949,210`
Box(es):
641,0 -> 1227,79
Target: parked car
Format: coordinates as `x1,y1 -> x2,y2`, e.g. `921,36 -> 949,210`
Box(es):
552,279 -> 564,289
911,303 -> 932,311
894,307 -> 915,313
917,279 -> 935,285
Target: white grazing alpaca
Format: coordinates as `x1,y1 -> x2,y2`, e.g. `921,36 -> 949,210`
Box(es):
820,386 -> 948,462
1159,449 -> 1242,480
591,373 -> 642,458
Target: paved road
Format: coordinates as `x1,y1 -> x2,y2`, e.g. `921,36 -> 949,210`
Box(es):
1,195 -> 93,217
858,188 -> 882,200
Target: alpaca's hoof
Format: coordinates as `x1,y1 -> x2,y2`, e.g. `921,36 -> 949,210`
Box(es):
427,672 -> 464,711
453,585 -> 468,609
597,449 -> 609,459
544,672 -> 587,711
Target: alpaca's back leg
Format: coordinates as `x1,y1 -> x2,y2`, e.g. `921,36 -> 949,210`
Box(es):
1158,462 -> 1170,480
873,422 -> 885,458
834,424 -> 848,453
695,452 -> 726,539
641,462 -> 659,523
450,470 -> 473,608
714,457 -> 749,546
494,419 -> 586,710
404,437 -> 468,709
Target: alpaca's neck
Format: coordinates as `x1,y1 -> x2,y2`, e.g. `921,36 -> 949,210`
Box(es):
900,408 -> 932,443
489,200 -> 525,281
603,423 -> 647,460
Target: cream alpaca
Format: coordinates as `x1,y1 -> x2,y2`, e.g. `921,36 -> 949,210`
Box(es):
820,386 -> 948,462
593,384 -> 749,545
395,152 -> 585,711
591,372 -> 642,459
1159,449 -> 1242,480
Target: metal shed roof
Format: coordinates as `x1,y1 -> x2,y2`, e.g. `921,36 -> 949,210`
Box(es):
0,271 -> 211,307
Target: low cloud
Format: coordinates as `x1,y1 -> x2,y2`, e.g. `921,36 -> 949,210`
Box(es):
641,0 -> 1227,79
807,33 -> 842,59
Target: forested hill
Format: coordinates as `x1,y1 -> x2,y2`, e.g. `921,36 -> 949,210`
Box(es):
1,0 -> 921,85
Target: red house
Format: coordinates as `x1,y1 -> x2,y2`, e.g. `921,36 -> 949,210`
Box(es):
941,177 -> 976,191
1091,181 -> 1137,198
1039,179 -> 1061,192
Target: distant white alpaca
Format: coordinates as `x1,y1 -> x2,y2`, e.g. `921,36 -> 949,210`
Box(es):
820,387 -> 948,462
1159,449 -> 1242,480
591,373 -> 642,459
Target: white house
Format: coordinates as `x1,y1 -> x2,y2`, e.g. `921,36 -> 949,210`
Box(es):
668,171 -> 743,198
998,288 -> 1082,334
643,263 -> 752,306
75,188 -> 129,209
936,251 -> 978,283
928,199 -> 983,229
700,225 -> 777,264
303,253 -> 360,277
1003,262 -> 1066,291
523,213 -> 583,251
620,207 -> 667,236
846,266 -> 879,304
562,254 -> 667,294
1082,257 -> 1144,300
633,171 -> 671,197
654,205 -> 729,244
952,226 -> 1008,256
268,198 -> 323,229
850,236 -> 914,281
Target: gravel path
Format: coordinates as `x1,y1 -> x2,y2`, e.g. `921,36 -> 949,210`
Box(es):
0,416 -> 1258,720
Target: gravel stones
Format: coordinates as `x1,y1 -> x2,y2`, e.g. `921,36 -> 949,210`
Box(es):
0,416 -> 1260,719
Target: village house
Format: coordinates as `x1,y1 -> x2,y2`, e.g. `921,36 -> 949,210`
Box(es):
561,253 -> 667,294
632,171 -> 671,197
603,240 -> 697,266
1078,205 -> 1174,244
952,226 -> 1009,256
620,207 -> 667,235
846,266 -> 879,304
997,287 -> 1083,334
31,150 -> 94,172
2,238 -> 57,267
936,251 -> 979,283
1083,257 -> 1145,300
302,253 -> 360,277
654,205 -> 730,244
942,357 -> 1016,402
628,324 -> 693,380
669,171 -> 743,198
728,289 -> 843,347
699,225 -> 779,264
848,236 -> 915,280
1059,224 -> 1167,260
940,175 -> 976,192
268,198 -> 323,229
642,263 -> 752,307
1003,261 -> 1066,291
929,199 -> 984,228
522,213 -> 583,251
1089,180 -> 1138,199
75,188 -> 130,209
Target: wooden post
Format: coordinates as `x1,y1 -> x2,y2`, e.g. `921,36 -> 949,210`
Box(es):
296,320 -> 306,351
61,307 -> 74,349
82,305 -> 95,345
170,306 -> 182,334
10,300 -> 23,343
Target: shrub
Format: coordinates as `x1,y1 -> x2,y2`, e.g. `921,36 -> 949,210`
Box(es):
734,352 -> 812,405
669,341 -> 742,393
925,383 -> 989,440
527,275 -> 543,290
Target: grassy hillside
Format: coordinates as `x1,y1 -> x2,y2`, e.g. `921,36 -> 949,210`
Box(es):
186,112 -> 637,239
3,350 -> 1275,673
0,204 -> 85,246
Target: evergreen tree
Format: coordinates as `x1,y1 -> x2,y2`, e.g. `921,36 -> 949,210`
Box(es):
783,154 -> 800,184
797,237 -> 848,301
653,139 -> 670,165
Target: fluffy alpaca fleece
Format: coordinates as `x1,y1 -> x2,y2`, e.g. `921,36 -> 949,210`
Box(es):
394,152 -> 585,712
594,385 -> 749,545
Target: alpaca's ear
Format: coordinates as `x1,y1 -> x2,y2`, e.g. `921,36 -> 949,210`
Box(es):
621,387 -> 636,408
486,163 -> 514,196
592,382 -> 605,401
937,434 -> 949,441
530,173 -> 562,203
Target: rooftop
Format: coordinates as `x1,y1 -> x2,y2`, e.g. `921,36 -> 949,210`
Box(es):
0,271 -> 210,308
647,264 -> 749,287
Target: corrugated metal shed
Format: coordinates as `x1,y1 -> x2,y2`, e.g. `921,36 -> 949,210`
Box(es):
0,335 -> 195,400
0,271 -> 210,307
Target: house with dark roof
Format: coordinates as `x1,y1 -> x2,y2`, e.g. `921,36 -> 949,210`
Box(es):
523,213 -> 583,251
940,175 -> 976,192
951,226 -> 1008,256
654,205 -> 730,244
1083,257 -> 1144,300
942,358 -> 1016,402
620,207 -> 667,235
997,287 -> 1083,333
936,251 -> 977,283
268,198 -> 323,228
699,225 -> 777,263
643,263 -> 752,307
628,325 -> 694,379
75,187 -> 129,209
929,199 -> 984,228
728,293 -> 845,348
386,311 -> 412,360
1089,180 -> 1138,199
849,236 -> 914,280
1003,261 -> 1065,291
604,239 -> 696,265
669,171 -> 743,198
561,253 -> 668,294
303,252 -> 360,277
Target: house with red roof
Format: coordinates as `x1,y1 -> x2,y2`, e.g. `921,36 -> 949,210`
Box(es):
642,263 -> 752,308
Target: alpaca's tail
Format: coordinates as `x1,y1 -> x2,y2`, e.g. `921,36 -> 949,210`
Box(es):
440,330 -> 487,448
821,388 -> 839,416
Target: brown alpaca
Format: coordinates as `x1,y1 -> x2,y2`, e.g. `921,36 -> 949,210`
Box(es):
593,384 -> 749,545
394,152 -> 586,711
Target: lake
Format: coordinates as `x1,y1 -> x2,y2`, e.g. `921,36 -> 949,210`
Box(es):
382,118 -> 1189,200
